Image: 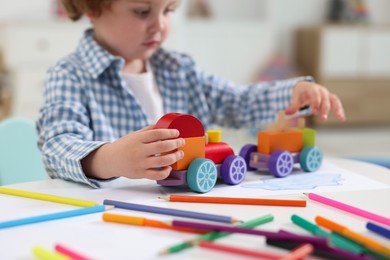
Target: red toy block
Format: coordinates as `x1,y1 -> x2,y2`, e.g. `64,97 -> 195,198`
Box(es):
153,113 -> 204,138
257,130 -> 303,155
205,142 -> 234,164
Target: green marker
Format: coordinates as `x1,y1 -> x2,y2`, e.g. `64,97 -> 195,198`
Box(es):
160,214 -> 274,255
291,214 -> 364,254
291,214 -> 328,236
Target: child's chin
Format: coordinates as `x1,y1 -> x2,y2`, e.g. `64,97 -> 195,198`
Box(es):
143,49 -> 158,58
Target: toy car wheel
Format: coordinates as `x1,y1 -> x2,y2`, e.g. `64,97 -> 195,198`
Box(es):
221,155 -> 247,185
268,150 -> 294,178
299,146 -> 323,172
187,158 -> 218,193
239,144 -> 257,171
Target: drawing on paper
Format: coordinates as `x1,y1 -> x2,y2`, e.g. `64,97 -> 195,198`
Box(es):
241,173 -> 343,191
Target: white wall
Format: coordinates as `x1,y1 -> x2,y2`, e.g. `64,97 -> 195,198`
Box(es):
0,0 -> 53,21
366,0 -> 390,24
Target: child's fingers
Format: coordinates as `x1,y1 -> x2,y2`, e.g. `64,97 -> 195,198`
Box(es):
140,128 -> 180,143
330,94 -> 346,121
143,166 -> 173,180
308,87 -> 322,115
144,138 -> 185,156
319,88 -> 330,120
136,124 -> 155,132
145,150 -> 184,169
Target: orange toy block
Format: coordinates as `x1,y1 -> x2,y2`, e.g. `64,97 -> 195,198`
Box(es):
257,130 -> 303,155
172,136 -> 205,170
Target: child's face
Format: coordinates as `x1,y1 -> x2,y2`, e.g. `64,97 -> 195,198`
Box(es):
90,0 -> 179,63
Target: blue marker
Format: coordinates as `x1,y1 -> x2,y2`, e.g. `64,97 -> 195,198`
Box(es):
0,205 -> 107,229
366,222 -> 390,240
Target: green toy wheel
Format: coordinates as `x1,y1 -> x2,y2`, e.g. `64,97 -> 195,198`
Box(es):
187,158 -> 218,193
299,146 -> 323,172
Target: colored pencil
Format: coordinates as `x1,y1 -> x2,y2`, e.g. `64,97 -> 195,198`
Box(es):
279,229 -> 378,260
54,244 -> 94,260
103,199 -> 240,224
170,219 -> 326,245
305,192 -> 390,227
291,214 -> 365,254
160,214 -> 274,255
32,246 -> 71,260
279,243 -> 314,260
0,205 -> 108,229
315,216 -> 390,258
366,222 -> 390,240
0,187 -> 97,208
102,213 -> 207,234
159,195 -> 306,207
196,240 -> 283,259
278,229 -> 385,260
266,237 -> 369,260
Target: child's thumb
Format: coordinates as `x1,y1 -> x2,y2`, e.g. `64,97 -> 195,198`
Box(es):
285,97 -> 300,115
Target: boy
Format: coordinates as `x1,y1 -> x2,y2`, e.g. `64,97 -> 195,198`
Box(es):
37,0 -> 345,188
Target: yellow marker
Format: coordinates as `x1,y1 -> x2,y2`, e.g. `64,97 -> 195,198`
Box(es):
32,246 -> 71,260
0,187 -> 97,207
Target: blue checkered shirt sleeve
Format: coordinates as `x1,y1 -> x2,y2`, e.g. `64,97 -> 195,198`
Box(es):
37,64 -> 111,188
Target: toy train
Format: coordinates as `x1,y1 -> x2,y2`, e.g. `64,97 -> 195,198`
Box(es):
154,113 -> 247,193
239,114 -> 323,178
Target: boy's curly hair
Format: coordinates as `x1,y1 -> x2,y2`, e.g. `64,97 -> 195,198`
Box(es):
61,0 -> 113,21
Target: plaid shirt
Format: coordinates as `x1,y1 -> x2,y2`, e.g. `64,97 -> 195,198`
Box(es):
37,29 -> 312,188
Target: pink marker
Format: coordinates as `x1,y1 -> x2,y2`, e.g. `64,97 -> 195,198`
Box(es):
306,193 -> 390,227
55,244 -> 94,260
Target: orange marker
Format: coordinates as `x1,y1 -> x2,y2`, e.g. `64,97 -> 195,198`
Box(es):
159,195 -> 306,207
315,216 -> 390,258
102,213 -> 206,234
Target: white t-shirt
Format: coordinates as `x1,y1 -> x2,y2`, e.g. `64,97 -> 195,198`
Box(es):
122,67 -> 164,124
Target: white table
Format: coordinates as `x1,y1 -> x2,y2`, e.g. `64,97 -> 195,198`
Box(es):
0,158 -> 389,260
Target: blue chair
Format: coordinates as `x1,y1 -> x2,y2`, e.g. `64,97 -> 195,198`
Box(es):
0,118 -> 47,185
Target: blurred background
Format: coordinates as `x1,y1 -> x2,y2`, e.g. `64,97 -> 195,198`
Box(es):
0,0 -> 389,163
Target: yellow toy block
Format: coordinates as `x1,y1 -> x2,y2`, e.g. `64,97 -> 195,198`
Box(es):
257,130 -> 303,154
172,136 -> 205,170
206,130 -> 221,143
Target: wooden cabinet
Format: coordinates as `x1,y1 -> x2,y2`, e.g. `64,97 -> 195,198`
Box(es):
296,25 -> 390,125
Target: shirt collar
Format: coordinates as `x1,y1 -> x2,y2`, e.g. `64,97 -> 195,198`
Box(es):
76,29 -> 124,79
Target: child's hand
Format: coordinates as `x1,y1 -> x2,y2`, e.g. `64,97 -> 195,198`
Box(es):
82,125 -> 185,180
285,81 -> 346,121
